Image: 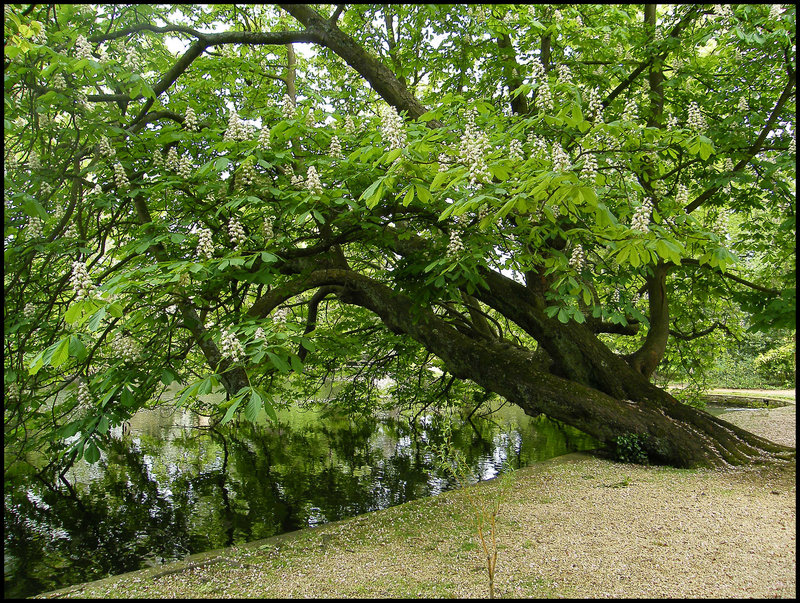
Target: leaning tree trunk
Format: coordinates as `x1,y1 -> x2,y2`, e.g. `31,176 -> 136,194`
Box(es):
248,268 -> 795,469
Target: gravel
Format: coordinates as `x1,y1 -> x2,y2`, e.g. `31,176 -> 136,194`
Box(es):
36,403 -> 796,599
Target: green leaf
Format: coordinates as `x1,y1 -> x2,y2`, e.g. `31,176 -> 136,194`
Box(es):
161,367 -> 179,385
557,307 -> 569,324
97,416 -> 110,435
69,336 -> 87,362
402,186 -> 415,206
57,420 -> 83,439
220,397 -> 242,425
415,182 -> 431,204
83,441 -> 100,464
51,338 -> 70,368
86,307 -> 106,332
431,171 -> 449,191
244,389 -> 262,422
65,301 -> 83,324
266,351 -> 290,373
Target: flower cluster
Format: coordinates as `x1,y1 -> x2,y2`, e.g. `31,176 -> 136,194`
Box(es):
508,138 -> 524,162
610,289 -> 620,305
687,102 -> 706,131
239,159 -> 255,185
71,260 -> 96,301
28,152 -> 41,170
305,165 -> 323,196
76,380 -> 92,408
273,307 -> 289,324
459,110 -> 492,186
153,150 -> 164,168
552,143 -> 571,172
98,136 -> 115,158
438,153 -> 451,171
527,133 -> 548,156
381,106 -> 406,152
344,115 -> 356,136
220,328 -> 245,362
262,217 -> 274,240
282,94 -> 295,119
24,303 -> 36,320
737,97 -> 748,113
529,58 -> 545,83
254,327 -> 267,342
224,110 -> 249,142
177,155 -> 192,179
585,87 -> 603,120
675,183 -> 689,206
537,81 -> 554,111
769,4 -> 782,19
789,132 -> 796,154
75,35 -> 93,61
305,109 -> 316,127
184,106 -> 198,131
631,197 -> 654,233
124,47 -> 139,72
716,4 -> 733,19
166,147 -> 179,171
52,73 -> 66,91
665,113 -> 679,130
329,135 -> 343,159
477,204 -> 491,222
446,231 -> 465,258
569,245 -> 585,271
228,217 -> 246,249
113,162 -> 129,188
27,216 -> 43,239
581,153 -> 597,182
113,333 -> 140,363
197,228 -> 214,259
258,127 -> 270,149
557,64 -> 573,86
715,209 -> 729,238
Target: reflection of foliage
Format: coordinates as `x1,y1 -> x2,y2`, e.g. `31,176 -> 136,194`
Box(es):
5,404 -> 596,597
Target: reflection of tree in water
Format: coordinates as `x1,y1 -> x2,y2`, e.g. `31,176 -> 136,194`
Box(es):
5,405 -> 597,598
3,437 -> 190,598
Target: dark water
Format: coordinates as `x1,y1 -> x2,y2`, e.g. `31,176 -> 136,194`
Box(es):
4,403 -> 597,599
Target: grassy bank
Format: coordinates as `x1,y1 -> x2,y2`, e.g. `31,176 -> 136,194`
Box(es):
36,406 -> 796,599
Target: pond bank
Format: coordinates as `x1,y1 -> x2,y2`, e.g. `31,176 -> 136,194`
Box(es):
35,404 -> 796,599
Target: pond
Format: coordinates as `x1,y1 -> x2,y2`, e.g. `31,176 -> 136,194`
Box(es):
4,401 -> 599,599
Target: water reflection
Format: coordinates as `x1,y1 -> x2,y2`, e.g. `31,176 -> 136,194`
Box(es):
4,403 -> 597,598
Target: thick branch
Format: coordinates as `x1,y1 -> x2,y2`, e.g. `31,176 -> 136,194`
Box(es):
278,4 -> 442,127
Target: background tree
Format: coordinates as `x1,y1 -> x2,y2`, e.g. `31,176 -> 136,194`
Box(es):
4,4 -> 795,471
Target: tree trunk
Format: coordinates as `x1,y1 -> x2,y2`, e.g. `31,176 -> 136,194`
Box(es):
248,268 -> 795,469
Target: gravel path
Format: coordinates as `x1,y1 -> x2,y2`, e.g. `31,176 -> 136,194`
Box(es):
37,404 -> 796,599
